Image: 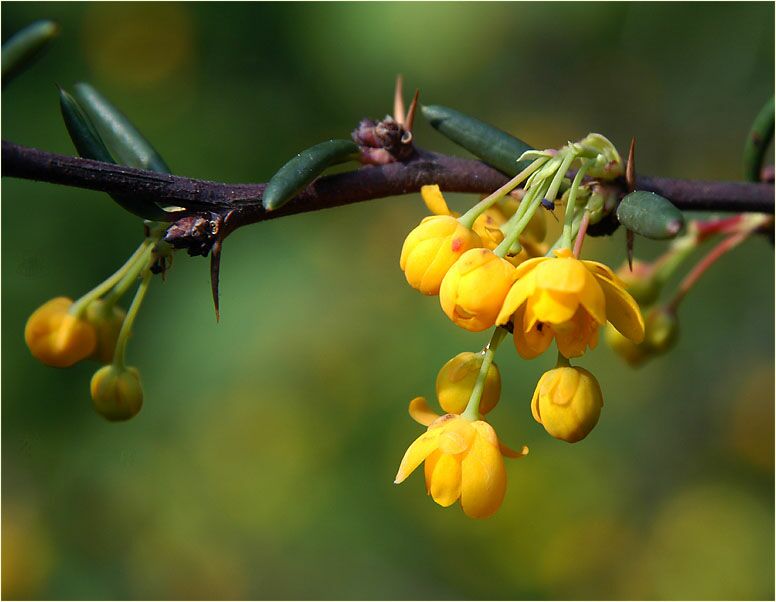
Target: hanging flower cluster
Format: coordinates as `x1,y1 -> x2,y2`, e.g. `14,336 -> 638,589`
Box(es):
395,135 -> 646,518
24,226 -> 170,421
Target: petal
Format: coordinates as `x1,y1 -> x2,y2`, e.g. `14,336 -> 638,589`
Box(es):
554,308 -> 600,358
421,184 -> 454,216
514,305 -> 553,360
513,256 -> 547,281
577,271 -> 606,325
424,450 -> 441,494
438,419 -> 476,455
408,396 -> 440,427
430,453 -> 463,507
395,428 -> 442,484
583,260 -> 625,287
533,257 -> 589,293
496,271 -> 535,324
529,289 -> 579,324
596,274 -> 646,343
460,430 -> 507,519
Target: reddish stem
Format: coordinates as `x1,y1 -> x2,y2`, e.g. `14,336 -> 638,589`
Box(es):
666,230 -> 750,312
573,211 -> 590,258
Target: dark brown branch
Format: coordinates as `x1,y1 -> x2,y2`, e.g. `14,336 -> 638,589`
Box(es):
3,141 -> 773,240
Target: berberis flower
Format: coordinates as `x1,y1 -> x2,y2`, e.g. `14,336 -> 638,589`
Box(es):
439,248 -> 516,332
400,215 -> 482,295
395,397 -> 527,519
531,365 -> 603,442
25,297 -> 97,367
497,249 -> 644,358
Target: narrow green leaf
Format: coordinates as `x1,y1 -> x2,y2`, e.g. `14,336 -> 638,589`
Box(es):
616,191 -> 685,240
73,82 -> 171,174
743,96 -> 774,182
263,139 -> 359,211
421,104 -> 533,176
59,87 -> 171,221
2,20 -> 59,86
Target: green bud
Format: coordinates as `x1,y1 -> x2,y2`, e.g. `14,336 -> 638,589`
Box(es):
90,365 -> 143,421
616,259 -> 662,306
644,307 -> 679,353
617,191 -> 686,240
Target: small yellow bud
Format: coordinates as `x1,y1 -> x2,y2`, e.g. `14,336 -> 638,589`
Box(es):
436,352 -> 501,415
400,215 -> 482,295
531,366 -> 603,443
616,260 -> 661,306
90,365 -> 143,421
605,307 -> 679,367
85,300 -> 126,364
472,207 -> 506,250
440,248 -> 515,332
24,297 -> 97,368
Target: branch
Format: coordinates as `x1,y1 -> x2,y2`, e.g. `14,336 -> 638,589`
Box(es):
3,140 -> 773,241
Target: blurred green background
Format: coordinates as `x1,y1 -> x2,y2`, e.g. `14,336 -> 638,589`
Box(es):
2,2 -> 774,600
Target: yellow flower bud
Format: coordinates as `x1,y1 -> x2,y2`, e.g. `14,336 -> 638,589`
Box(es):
472,207 -> 506,250
24,297 -> 97,368
400,215 -> 482,295
440,248 -> 515,332
90,365 -> 143,421
85,300 -> 126,364
616,259 -> 661,307
531,366 -> 603,443
436,352 -> 501,415
606,307 -> 679,367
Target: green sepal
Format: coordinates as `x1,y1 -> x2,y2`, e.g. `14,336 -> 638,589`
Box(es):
72,82 -> 171,174
743,96 -> 774,182
263,139 -> 359,211
2,20 -> 59,86
421,104 -> 533,176
616,191 -> 685,240
59,87 -> 172,221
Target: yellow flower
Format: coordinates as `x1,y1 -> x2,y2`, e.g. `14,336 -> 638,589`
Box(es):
436,352 -> 501,415
90,364 -> 144,421
531,365 -> 603,443
395,397 -> 527,519
440,248 -> 516,332
24,297 -> 97,368
85,300 -> 126,364
497,249 -> 644,359
400,215 -> 482,296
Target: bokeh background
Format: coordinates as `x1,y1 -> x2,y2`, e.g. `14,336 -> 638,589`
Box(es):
2,3 -> 774,600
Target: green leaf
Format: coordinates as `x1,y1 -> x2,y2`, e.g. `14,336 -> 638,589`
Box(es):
421,104 -> 533,176
72,82 -> 172,174
616,191 -> 685,240
2,20 -> 59,86
59,87 -> 171,221
263,139 -> 359,211
743,96 -> 774,182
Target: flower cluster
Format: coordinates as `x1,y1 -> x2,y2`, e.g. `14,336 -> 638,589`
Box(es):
395,135 -> 645,518
23,227 -> 169,421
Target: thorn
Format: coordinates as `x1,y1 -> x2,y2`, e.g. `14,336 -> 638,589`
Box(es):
210,238 -> 222,322
404,89 -> 420,133
626,228 -> 634,270
393,74 -> 405,125
626,137 -> 636,192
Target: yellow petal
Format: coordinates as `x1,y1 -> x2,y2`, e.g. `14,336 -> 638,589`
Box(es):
496,271 -> 535,324
577,271 -> 606,325
424,450 -> 441,494
596,274 -> 646,343
408,396 -> 439,427
430,453 -> 463,507
421,184 -> 454,216
583,260 -> 625,287
460,429 -> 507,519
533,256 -> 589,293
395,428 -> 442,484
438,418 -> 476,455
529,289 -> 578,324
514,305 -> 553,360
554,308 -> 600,358
512,256 -> 547,281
